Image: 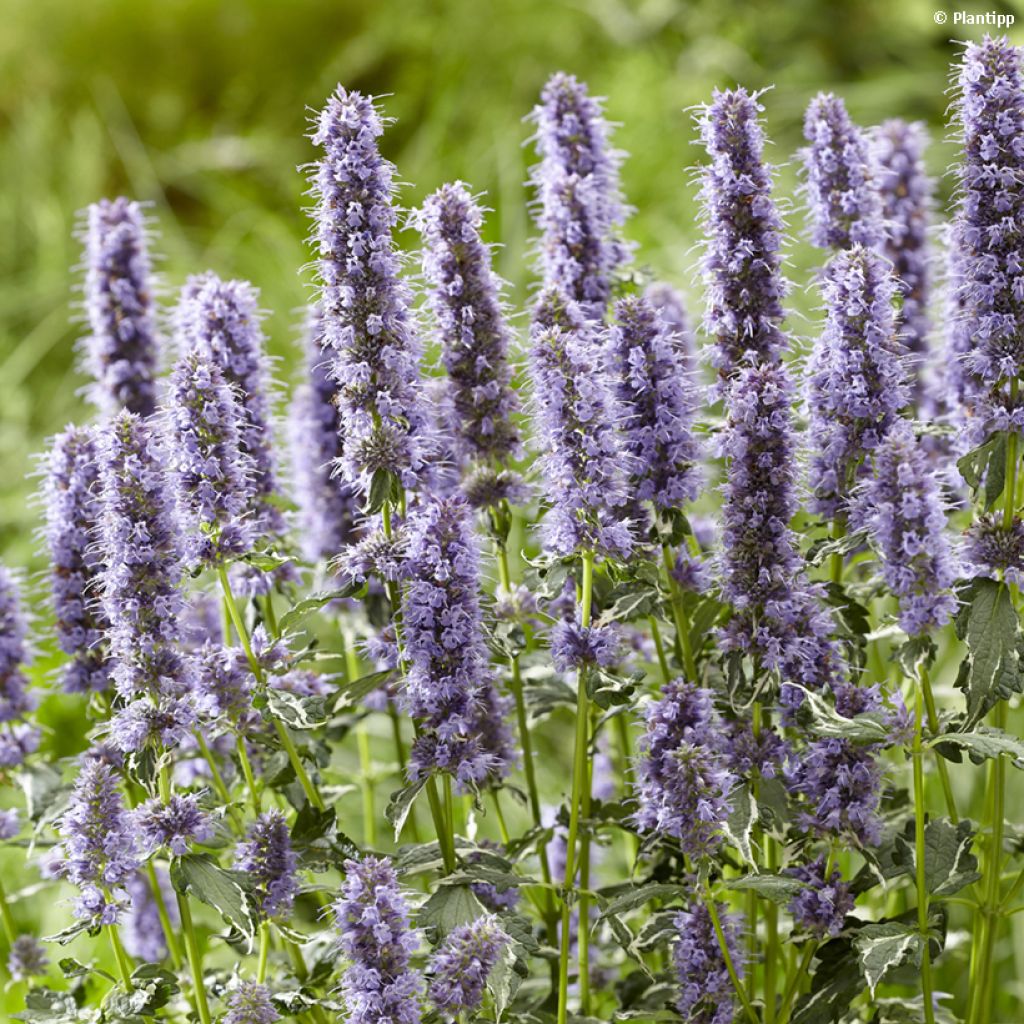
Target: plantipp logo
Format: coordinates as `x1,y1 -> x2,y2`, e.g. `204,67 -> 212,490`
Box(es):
933,10 -> 1016,26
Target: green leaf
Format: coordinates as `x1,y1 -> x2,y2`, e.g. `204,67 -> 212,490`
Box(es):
14,988 -> 96,1024
365,467 -> 400,514
790,940 -> 862,1024
954,578 -> 1021,726
17,763 -> 65,823
385,777 -> 427,841
487,939 -> 524,1021
853,922 -> 924,996
277,586 -> 364,633
170,853 -> 257,945
724,873 -> 805,904
790,685 -> 891,743
418,884 -> 487,935
722,784 -> 757,865
333,669 -> 395,710
58,958 -> 114,982
893,818 -> 981,897
930,726 -> 1024,769
957,433 -> 1005,508
597,883 -> 687,920
265,688 -> 329,730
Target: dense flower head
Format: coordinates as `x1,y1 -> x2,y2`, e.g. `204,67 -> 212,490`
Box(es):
951,36 -> 1024,436
334,856 -> 423,1024
402,497 -> 513,790
7,935 -> 49,982
874,120 -> 933,384
696,87 -> 789,377
863,421 -> 957,636
807,244 -> 911,517
57,759 -> 140,923
108,693 -> 197,753
801,93 -> 884,251
42,426 -> 111,693
724,720 -> 789,780
963,514 -> 1024,585
0,565 -> 33,723
428,915 -> 509,1016
192,641 -> 255,721
529,290 -> 634,559
718,364 -> 844,691
550,620 -> 621,672
309,87 -> 432,494
786,855 -> 854,937
234,811 -> 298,920
529,72 -> 629,319
167,350 -> 255,566
786,738 -> 884,845
607,295 -> 702,511
673,900 -> 743,1024
175,272 -> 287,541
0,808 -> 20,841
0,723 -> 40,769
942,234 -> 982,428
633,680 -> 734,857
289,306 -> 357,561
224,982 -> 280,1024
418,182 -> 522,471
336,527 -> 409,584
134,793 -> 213,855
672,548 -> 711,594
96,412 -> 187,697
80,197 -> 160,417
644,282 -> 696,373
124,869 -> 177,962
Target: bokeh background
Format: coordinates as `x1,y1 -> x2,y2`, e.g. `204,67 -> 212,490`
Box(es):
1,0 -> 1006,567
2,0 -> 1024,1012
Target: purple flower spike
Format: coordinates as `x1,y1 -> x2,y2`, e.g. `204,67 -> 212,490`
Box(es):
58,759 -> 140,924
529,72 -> 630,319
428,915 -> 509,1017
528,289 -> 634,561
874,119 -> 934,403
96,412 -> 187,698
633,680 -> 734,859
0,566 -> 34,724
6,935 -> 49,981
801,93 -> 884,252
168,350 -> 255,567
607,295 -> 702,512
807,244 -> 910,518
80,197 -> 160,417
402,497 -> 513,791
334,856 -> 423,1024
134,793 -> 214,856
234,811 -> 297,920
289,306 -> 357,562
418,182 -> 521,481
963,514 -> 1024,585
786,855 -> 855,938
696,87 -> 790,378
309,87 -> 432,496
951,36 -> 1024,440
225,982 -> 280,1024
550,620 -> 621,672
124,869 -> 178,962
43,426 -> 111,693
673,899 -> 743,1024
863,421 -> 957,636
644,282 -> 697,374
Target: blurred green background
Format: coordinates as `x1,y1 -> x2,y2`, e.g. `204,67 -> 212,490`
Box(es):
1,0 -> 1009,567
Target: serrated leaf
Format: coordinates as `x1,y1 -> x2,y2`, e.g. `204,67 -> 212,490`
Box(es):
17,763 -> 65,823
853,922 -> 924,996
171,853 -> 257,945
487,938 -> 523,1021
929,726 -> 1024,769
277,586 -> 364,633
334,669 -> 395,710
790,685 -> 890,743
893,818 -> 981,897
385,777 -> 427,841
265,688 -> 329,730
58,958 -> 114,982
418,884 -> 487,935
597,883 -> 687,920
723,784 -> 757,865
725,873 -> 805,904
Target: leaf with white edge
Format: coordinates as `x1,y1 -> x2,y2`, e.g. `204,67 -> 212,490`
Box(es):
171,853 -> 257,946
893,818 -> 981,898
418,884 -> 487,936
333,669 -> 394,710
725,873 -> 806,904
853,922 -> 924,996
265,688 -> 329,730
597,883 -> 688,920
384,777 -> 427,841
723,783 -> 757,865
930,727 -> 1024,769
790,685 -> 890,743
487,938 -> 524,1021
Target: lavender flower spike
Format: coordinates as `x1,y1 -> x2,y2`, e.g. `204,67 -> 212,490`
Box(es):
806,244 -> 910,518
57,759 -> 140,923
43,426 -> 111,692
673,899 -> 743,1024
224,982 -> 280,1024
528,288 -> 634,561
874,119 -> 934,402
402,496 -> 513,790
6,936 -> 49,981
0,565 -> 34,724
234,811 -> 298,920
80,197 -> 160,417
951,36 -> 1024,439
334,856 -> 423,1024
529,72 -> 630,319
309,88 -> 432,496
607,295 -> 702,512
418,182 -> 521,478
96,412 -> 187,697
288,306 -> 356,562
863,421 -> 957,636
428,915 -> 509,1017
168,350 -> 255,567
801,93 -> 885,252
696,87 -> 789,378
175,272 -> 287,541
644,282 -> 697,375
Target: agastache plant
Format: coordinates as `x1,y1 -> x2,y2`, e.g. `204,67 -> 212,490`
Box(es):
79,197 -> 160,417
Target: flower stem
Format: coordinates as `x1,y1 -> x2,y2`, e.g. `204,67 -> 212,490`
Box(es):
107,923 -> 134,992
144,861 -> 182,969
358,726 -> 376,847
648,614 -> 671,682
257,921 -> 270,984
920,664 -> 958,822
236,734 -> 262,814
662,545 -> 696,679
913,682 -> 937,1024
705,893 -> 759,1024
0,876 -> 16,946
177,892 -> 212,1024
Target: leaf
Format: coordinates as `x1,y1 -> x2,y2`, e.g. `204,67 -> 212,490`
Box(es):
170,853 -> 257,945
17,763 -> 65,823
954,577 -> 1021,726
853,922 -> 924,996
333,669 -> 394,710
597,883 -> 687,920
487,939 -> 524,1021
277,586 -> 364,633
14,988 -> 96,1024
722,784 -> 757,865
790,939 -> 862,1024
893,818 -> 981,897
957,433 -> 1005,508
385,777 -> 427,841
790,685 -> 891,743
365,467 -> 400,514
418,884 -> 487,935
725,873 -> 805,904
930,726 -> 1024,769
58,958 -> 114,982
265,688 -> 329,730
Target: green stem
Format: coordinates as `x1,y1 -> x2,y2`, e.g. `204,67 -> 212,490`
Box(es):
144,861 -> 182,969
273,718 -> 325,811
177,892 -> 212,1024
107,923 -> 134,992
424,773 -> 456,874
236,734 -> 262,814
920,665 -> 958,823
257,921 -> 270,984
913,682 -> 937,1024
194,731 -> 244,833
778,944 -> 816,1024
765,838 -> 780,1024
358,726 -> 376,847
705,893 -> 760,1024
829,517 -> 846,586
662,545 -> 696,679
648,614 -> 670,682
0,875 -> 16,946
